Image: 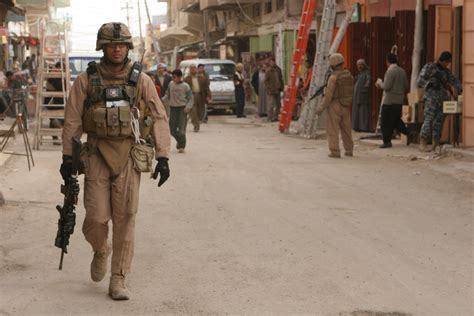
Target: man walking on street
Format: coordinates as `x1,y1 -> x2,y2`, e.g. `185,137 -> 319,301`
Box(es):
197,63 -> 210,123
264,58 -> 284,122
375,53 -> 409,148
184,64 -> 210,132
417,51 -> 462,152
163,69 -> 193,153
316,53 -> 354,158
155,63 -> 172,100
60,22 -> 171,301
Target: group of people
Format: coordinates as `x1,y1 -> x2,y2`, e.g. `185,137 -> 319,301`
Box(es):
57,21 -> 463,304
251,58 -> 284,121
316,50 -> 461,157
153,62 -> 211,153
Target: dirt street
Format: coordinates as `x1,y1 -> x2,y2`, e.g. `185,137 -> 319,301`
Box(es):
0,116 -> 472,315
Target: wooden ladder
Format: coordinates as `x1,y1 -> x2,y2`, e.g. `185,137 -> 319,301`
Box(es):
33,20 -> 71,150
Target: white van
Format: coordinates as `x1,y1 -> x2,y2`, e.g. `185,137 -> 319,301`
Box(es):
179,59 -> 235,112
69,52 -> 102,81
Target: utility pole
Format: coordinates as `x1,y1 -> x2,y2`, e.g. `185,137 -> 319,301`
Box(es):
144,0 -> 161,63
137,0 -> 145,55
202,10 -> 210,58
121,1 -> 133,27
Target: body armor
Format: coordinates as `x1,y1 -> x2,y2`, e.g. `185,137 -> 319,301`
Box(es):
333,69 -> 354,107
83,62 -> 152,141
82,62 -> 152,175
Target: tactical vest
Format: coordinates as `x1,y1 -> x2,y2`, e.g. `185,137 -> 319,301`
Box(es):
333,69 -> 354,107
82,62 -> 152,142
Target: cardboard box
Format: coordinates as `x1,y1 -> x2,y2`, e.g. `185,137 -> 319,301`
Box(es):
407,88 -> 425,106
402,105 -> 412,123
443,101 -> 462,114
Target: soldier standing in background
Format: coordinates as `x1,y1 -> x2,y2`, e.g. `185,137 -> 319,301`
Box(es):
316,53 -> 354,158
417,51 -> 462,152
60,22 -> 171,300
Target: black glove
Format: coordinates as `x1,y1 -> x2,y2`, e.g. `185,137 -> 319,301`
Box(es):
152,158 -> 170,187
59,155 -> 73,184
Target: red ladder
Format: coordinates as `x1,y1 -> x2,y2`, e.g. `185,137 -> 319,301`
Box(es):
279,0 -> 317,133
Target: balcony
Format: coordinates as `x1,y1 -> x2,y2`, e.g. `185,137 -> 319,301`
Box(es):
200,0 -> 255,10
179,12 -> 203,35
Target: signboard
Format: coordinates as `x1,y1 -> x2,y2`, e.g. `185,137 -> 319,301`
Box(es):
352,3 -> 361,22
152,15 -> 167,25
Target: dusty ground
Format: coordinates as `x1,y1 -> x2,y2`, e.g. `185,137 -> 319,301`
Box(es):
0,115 -> 472,315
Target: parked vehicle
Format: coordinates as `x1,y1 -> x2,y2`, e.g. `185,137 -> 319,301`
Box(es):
69,52 -> 102,81
179,59 -> 236,112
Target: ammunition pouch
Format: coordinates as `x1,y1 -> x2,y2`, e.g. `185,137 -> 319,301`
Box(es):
130,142 -> 154,173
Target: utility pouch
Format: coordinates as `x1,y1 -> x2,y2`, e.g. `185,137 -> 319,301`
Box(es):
82,104 -> 95,133
130,143 -> 154,173
119,106 -> 132,136
106,107 -> 120,137
93,107 -> 107,137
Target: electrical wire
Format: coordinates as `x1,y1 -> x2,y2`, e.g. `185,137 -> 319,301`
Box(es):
235,0 -> 261,26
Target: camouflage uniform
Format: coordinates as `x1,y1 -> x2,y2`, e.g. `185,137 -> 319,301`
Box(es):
417,63 -> 461,142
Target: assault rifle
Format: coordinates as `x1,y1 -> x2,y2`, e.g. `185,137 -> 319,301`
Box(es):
309,68 -> 333,101
55,137 -> 81,270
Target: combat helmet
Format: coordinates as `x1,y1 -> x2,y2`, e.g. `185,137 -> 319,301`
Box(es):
96,22 -> 134,51
329,53 -> 344,67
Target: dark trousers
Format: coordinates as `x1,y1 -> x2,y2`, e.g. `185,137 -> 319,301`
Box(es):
381,104 -> 408,144
235,86 -> 245,117
169,106 -> 187,149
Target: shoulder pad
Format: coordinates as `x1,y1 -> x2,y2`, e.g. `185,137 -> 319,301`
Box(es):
86,61 -> 98,75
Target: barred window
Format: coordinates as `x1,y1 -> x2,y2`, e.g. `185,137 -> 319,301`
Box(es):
276,0 -> 284,10
264,1 -> 272,14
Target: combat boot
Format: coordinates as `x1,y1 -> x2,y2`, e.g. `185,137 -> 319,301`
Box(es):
328,152 -> 341,158
90,245 -> 111,282
109,274 -> 130,300
419,137 -> 430,152
431,138 -> 440,152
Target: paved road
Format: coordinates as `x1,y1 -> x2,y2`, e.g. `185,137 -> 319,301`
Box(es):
0,116 -> 472,315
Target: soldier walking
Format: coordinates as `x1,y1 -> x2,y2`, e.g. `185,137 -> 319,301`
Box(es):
316,53 -> 354,158
417,51 -> 462,152
60,22 -> 171,300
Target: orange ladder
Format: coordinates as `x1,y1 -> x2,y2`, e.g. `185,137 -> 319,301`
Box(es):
279,0 -> 317,133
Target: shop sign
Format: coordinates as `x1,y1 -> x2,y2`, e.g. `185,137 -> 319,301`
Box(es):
6,11 -> 25,23
352,3 -> 361,22
54,0 -> 70,7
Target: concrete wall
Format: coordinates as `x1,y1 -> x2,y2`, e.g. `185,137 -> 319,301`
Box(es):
346,0 -> 452,18
463,1 -> 474,146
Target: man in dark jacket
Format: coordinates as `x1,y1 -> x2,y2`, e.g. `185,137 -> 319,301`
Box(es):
184,64 -> 211,132
155,64 -> 172,99
264,58 -> 284,121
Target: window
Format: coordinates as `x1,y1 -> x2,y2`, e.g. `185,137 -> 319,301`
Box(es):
264,1 -> 272,14
276,0 -> 284,11
252,3 -> 261,17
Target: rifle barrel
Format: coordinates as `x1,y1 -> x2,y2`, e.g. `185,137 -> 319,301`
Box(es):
59,249 -> 64,270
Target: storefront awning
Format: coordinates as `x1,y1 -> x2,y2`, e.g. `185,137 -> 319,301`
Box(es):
158,27 -> 193,41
